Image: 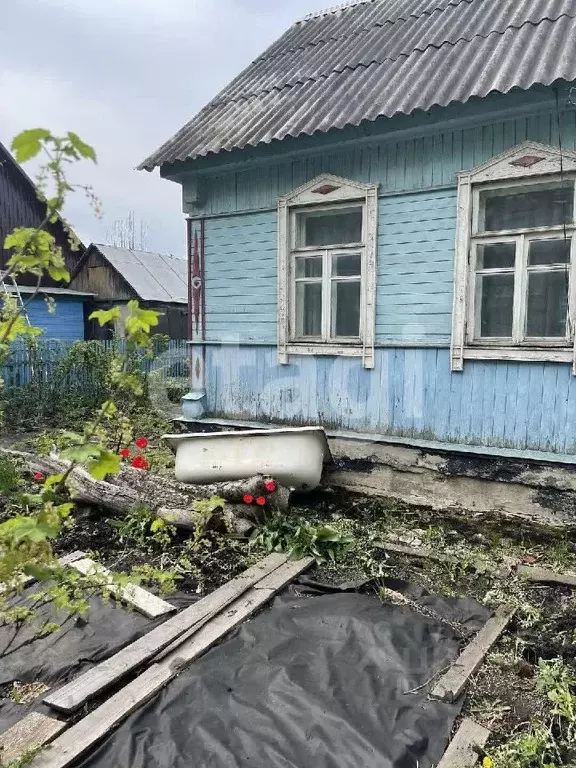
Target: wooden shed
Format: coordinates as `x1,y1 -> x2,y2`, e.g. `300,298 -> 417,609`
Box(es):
71,244 -> 188,340
0,140 -> 85,286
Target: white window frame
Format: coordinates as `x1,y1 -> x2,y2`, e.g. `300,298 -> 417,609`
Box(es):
451,141 -> 576,373
278,174 -> 378,369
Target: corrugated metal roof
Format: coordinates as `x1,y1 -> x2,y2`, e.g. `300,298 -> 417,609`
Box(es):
93,245 -> 187,304
140,0 -> 576,171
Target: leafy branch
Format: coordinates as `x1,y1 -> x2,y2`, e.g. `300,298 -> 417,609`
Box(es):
0,129 -> 162,646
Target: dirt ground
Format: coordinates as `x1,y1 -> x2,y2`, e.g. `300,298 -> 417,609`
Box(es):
2,439 -> 576,759
39,485 -> 576,748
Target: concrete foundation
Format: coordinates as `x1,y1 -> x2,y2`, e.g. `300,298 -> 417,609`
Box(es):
326,439 -> 576,529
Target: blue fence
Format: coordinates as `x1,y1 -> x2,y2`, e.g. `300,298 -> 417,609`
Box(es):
1,340 -> 190,390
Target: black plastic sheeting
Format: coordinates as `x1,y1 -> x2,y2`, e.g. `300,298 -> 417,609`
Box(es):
76,579 -> 490,768
0,589 -> 197,733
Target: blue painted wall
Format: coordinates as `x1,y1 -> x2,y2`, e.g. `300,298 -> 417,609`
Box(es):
204,189 -> 457,345
186,84 -> 576,455
205,346 -> 576,455
27,297 -> 85,342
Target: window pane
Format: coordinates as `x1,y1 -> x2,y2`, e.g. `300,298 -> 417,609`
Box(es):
528,238 -> 571,266
298,208 -> 362,247
478,273 -> 514,337
332,253 -> 361,276
295,257 -> 322,278
477,242 -> 516,269
331,281 -> 360,337
295,282 -> 322,337
481,186 -> 574,232
526,272 -> 568,337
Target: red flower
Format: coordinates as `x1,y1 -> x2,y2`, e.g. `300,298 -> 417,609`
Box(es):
131,455 -> 149,471
135,437 -> 149,449
120,448 -> 130,458
264,480 -> 277,493
256,496 -> 267,507
33,472 -> 45,482
243,494 -> 254,505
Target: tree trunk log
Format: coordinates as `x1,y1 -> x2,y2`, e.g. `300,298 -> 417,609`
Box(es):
0,449 -> 289,532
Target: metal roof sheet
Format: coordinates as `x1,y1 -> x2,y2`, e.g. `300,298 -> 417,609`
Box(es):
93,245 -> 187,304
139,0 -> 576,170
7,286 -> 96,297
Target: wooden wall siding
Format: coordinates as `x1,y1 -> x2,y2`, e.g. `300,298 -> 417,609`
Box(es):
204,213 -> 278,342
27,298 -> 85,342
188,99 -> 576,217
203,345 -> 576,455
70,251 -> 133,301
203,189 -> 457,345
0,150 -> 81,285
376,190 -> 456,344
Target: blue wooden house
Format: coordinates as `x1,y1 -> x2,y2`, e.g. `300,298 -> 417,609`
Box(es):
140,0 -> 576,462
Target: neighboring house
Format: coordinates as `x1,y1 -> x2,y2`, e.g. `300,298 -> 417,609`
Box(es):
0,140 -> 91,341
139,0 -> 576,460
71,244 -> 188,339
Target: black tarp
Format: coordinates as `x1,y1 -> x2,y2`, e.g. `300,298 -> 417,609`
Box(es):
0,590 -> 197,733
75,579 -> 490,768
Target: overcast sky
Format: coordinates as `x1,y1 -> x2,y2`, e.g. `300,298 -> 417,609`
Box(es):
0,0 -> 333,257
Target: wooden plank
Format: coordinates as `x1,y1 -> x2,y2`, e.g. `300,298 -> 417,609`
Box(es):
376,540 -> 513,578
0,713 -> 67,766
161,556 -> 313,669
252,555 -> 315,589
152,553 -> 310,661
56,551 -> 86,566
31,557 -> 313,768
69,558 -> 176,619
0,552 -> 87,596
432,605 -> 516,703
437,719 -> 491,768
43,553 -> 289,714
518,564 -> 576,587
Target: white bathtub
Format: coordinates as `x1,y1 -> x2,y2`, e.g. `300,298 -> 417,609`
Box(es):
163,427 -> 331,490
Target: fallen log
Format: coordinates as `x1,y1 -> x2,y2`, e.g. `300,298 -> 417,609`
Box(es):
0,448 -> 289,531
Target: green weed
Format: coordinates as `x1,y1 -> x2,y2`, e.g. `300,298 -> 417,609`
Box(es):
250,513 -> 353,563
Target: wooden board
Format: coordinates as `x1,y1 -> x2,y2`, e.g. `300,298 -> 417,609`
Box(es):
30,557 -> 313,768
432,605 -> 516,702
69,558 -> 176,619
518,564 -> 576,587
43,553 -> 289,714
0,713 -> 66,766
376,541 -> 513,578
0,551 -> 87,596
56,551 -> 86,566
163,555 -> 314,670
437,719 -> 491,768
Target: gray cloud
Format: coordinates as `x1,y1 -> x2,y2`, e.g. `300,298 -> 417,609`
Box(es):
1,0 -> 333,255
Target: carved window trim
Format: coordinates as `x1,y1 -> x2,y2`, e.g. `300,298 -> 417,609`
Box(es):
277,174 -> 378,369
451,141 -> 576,374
